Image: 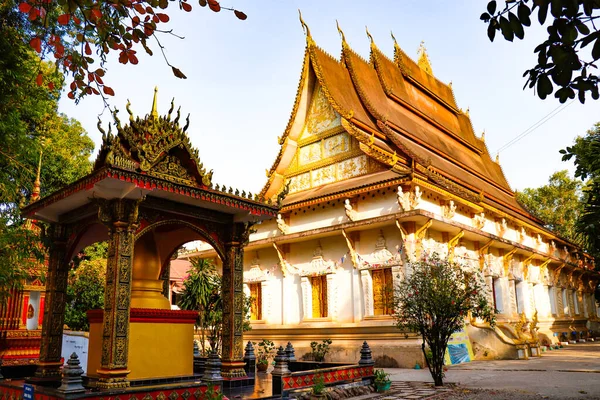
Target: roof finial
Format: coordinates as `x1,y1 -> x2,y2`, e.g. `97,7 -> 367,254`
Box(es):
365,26 -> 374,44
481,130 -> 486,141
151,86 -> 158,120
336,20 -> 346,44
31,148 -> 43,203
390,31 -> 397,44
495,153 -> 500,163
465,106 -> 470,117
126,99 -> 134,122
298,9 -> 311,38
417,40 -> 433,75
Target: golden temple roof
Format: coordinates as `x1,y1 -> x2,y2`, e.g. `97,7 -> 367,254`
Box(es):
261,19 -> 544,227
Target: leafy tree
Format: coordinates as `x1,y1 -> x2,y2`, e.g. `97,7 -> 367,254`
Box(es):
178,258 -> 223,355
561,122 -> 600,257
393,253 -> 495,386
481,0 -> 600,103
10,0 -> 246,102
516,170 -> 584,241
64,257 -> 106,331
0,12 -> 94,303
178,257 -> 251,356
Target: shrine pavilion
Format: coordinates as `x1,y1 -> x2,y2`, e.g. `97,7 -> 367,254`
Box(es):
3,90 -> 277,396
182,16 -> 600,366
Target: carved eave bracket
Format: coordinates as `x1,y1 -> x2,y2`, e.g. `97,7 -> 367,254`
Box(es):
341,229 -> 358,268
478,239 -> 494,273
448,230 -> 464,262
503,248 -> 518,278
272,242 -> 296,278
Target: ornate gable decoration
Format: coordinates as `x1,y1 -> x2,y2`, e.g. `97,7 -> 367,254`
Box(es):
299,243 -> 337,277
244,255 -> 271,283
358,231 -> 402,270
94,89 -> 213,188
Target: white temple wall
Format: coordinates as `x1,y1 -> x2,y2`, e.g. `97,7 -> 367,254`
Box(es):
335,266 -> 356,322
452,209 -> 473,227
288,202 -> 347,233
282,273 -> 303,324
355,188 -> 399,220
250,219 -> 278,241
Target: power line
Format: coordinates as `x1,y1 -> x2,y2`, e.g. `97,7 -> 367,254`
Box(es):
493,99 -> 575,155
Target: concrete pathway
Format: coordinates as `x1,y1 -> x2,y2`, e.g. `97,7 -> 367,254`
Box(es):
380,342 -> 600,399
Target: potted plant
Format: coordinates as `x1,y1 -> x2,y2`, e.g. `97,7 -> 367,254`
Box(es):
310,339 -> 332,362
255,339 -> 275,372
373,369 -> 391,392
310,372 -> 326,400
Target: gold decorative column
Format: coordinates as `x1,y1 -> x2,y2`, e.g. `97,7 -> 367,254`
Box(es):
96,199 -> 140,389
32,224 -> 68,384
220,223 -> 248,378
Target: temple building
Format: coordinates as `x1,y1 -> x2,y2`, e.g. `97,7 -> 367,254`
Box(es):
0,154 -> 46,376
180,20 -> 600,366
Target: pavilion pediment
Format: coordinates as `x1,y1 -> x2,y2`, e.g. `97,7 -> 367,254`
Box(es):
94,92 -> 212,188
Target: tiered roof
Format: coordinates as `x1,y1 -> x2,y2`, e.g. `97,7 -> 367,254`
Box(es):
261,17 -> 544,229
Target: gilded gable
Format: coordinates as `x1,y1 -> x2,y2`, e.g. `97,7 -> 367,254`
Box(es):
299,84 -> 340,140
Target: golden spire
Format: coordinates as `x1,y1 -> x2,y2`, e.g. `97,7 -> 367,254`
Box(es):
417,41 -> 433,75
151,86 -> 158,120
31,149 -> 42,203
336,20 -> 347,45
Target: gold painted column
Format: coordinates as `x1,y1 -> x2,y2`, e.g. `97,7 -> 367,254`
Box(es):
96,199 -> 140,389
220,223 -> 247,378
32,224 -> 68,384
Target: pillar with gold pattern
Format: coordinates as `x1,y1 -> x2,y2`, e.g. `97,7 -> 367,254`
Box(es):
95,198 -> 140,389
220,223 -> 247,379
31,224 -> 68,385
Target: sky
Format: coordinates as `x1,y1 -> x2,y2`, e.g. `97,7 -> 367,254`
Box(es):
58,0 -> 600,195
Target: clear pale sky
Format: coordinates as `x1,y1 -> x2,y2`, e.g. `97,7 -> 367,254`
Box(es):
58,0 -> 599,195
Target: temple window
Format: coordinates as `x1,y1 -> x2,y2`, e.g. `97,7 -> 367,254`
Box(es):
372,268 -> 394,316
249,282 -> 262,321
311,275 -> 328,318
573,291 -> 580,315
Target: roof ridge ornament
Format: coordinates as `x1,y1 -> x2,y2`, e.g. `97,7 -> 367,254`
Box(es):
151,86 -> 159,120
126,99 -> 134,122
391,31 -> 400,51
417,40 -> 433,75
365,26 -> 374,44
298,9 -> 312,41
336,19 -> 347,45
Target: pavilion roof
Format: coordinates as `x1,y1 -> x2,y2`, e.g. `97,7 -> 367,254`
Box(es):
22,91 -> 278,223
